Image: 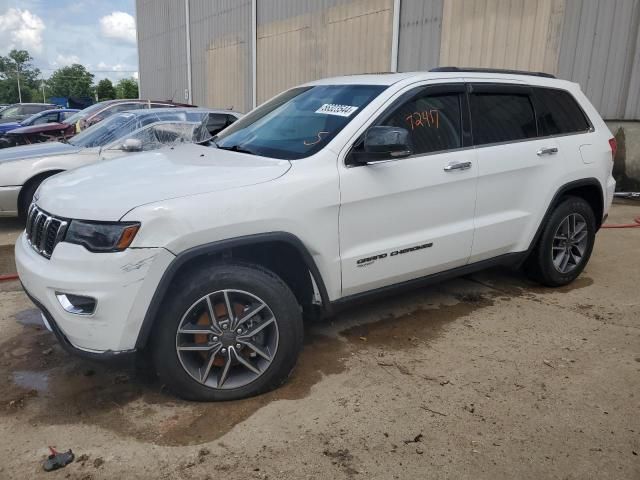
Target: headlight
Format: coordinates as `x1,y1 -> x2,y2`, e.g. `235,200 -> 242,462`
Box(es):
64,221 -> 140,252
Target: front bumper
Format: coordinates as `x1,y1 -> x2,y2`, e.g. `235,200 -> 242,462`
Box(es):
0,185 -> 20,216
15,233 -> 175,354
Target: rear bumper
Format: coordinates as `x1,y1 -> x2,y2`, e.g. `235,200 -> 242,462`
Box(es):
0,185 -> 20,216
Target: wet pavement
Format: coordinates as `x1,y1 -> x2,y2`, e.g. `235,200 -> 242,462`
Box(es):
0,201 -> 638,479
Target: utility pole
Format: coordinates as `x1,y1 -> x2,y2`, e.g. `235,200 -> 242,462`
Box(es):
16,61 -> 22,103
41,82 -> 46,103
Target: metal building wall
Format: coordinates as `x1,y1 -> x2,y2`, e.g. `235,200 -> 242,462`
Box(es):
439,0 -> 564,74
256,0 -> 394,103
397,0 -> 443,71
136,0 -> 189,101
188,0 -> 252,112
558,0 -> 640,120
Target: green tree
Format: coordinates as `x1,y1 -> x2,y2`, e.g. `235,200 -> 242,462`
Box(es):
115,78 -> 139,99
96,78 -> 116,100
0,49 -> 42,103
46,64 -> 94,98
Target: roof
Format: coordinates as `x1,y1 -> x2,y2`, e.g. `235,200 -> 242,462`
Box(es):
304,70 -> 576,89
113,107 -> 240,117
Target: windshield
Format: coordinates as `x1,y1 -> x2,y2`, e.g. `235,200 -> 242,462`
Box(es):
69,110 -> 195,148
0,106 -> 19,119
63,102 -> 109,125
214,84 -> 386,159
21,111 -> 51,126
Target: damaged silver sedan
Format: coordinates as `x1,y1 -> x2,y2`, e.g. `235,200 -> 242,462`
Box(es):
0,108 -> 241,218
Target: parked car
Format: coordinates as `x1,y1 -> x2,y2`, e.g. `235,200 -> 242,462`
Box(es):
68,99 -> 196,133
16,69 -> 615,401
0,103 -> 59,124
0,109 -> 79,147
0,108 -> 240,217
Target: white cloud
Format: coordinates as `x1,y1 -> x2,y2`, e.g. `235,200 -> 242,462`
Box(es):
0,8 -> 46,54
55,53 -> 81,66
99,11 -> 136,45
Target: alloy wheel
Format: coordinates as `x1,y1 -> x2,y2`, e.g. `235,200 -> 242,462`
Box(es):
175,289 -> 279,390
551,213 -> 589,274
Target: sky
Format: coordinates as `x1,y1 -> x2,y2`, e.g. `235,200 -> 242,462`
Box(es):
0,0 -> 138,83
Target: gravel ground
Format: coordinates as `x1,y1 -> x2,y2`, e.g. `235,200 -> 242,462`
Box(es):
0,201 -> 638,479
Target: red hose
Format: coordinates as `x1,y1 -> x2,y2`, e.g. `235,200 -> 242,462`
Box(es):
0,273 -> 18,282
602,216 -> 640,228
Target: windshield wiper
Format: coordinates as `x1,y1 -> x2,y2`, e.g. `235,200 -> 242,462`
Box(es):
213,141 -> 256,156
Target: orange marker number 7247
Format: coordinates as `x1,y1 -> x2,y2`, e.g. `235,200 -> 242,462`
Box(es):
405,109 -> 440,130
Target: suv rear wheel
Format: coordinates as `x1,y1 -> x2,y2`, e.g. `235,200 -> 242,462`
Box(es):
525,196 -> 596,287
152,262 -> 303,401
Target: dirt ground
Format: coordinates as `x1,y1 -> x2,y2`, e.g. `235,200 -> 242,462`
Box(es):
0,202 -> 638,480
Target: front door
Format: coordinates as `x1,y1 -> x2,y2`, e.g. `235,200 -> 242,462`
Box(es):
338,83 -> 478,296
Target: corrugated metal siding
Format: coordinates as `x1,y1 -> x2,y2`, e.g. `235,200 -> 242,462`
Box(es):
439,0 -> 564,74
256,0 -> 393,103
189,0 -> 252,112
558,0 -> 640,119
136,0 -> 189,101
397,0 -> 443,71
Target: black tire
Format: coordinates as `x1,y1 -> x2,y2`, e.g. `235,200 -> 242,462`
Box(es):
524,196 -> 596,287
152,262 -> 303,401
18,180 -> 42,221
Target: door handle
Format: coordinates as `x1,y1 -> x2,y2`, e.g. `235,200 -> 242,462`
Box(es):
444,161 -> 472,172
537,146 -> 558,156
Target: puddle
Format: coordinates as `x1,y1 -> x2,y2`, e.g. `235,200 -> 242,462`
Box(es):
14,308 -> 45,328
12,371 -> 49,392
2,285 -> 496,446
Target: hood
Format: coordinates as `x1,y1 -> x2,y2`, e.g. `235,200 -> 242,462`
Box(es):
0,122 -> 21,133
37,143 -> 292,220
9,122 -> 67,134
0,141 -> 82,164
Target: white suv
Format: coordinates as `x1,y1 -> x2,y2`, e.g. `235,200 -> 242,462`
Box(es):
16,69 -> 616,401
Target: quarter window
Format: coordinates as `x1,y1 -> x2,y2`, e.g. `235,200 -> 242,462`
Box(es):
534,88 -> 590,136
379,92 -> 462,155
470,93 -> 537,145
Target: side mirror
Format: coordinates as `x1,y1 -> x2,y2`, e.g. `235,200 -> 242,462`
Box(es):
349,126 -> 413,165
121,138 -> 143,152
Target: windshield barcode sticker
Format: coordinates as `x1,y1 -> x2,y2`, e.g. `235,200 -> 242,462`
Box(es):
315,104 -> 359,117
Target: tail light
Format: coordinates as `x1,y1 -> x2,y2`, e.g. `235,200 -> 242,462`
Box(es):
609,137 -> 617,160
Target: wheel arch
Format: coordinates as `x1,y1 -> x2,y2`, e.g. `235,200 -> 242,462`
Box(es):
135,232 -> 331,349
17,169 -> 65,216
526,177 -> 604,256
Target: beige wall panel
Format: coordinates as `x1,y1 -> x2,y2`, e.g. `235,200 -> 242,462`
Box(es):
207,40 -> 248,112
257,0 -> 393,103
257,14 -> 318,103
325,0 -> 393,76
440,0 -> 564,74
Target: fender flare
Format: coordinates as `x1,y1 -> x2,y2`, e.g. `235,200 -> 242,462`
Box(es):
135,231 -> 331,349
524,177 -> 604,257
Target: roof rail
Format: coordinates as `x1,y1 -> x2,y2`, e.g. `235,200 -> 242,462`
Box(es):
430,67 -> 556,79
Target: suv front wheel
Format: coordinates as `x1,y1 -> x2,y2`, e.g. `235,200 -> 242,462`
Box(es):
525,196 -> 596,287
152,262 -> 303,401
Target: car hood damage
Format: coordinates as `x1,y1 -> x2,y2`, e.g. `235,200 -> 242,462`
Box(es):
36,143 -> 292,220
0,141 -> 82,164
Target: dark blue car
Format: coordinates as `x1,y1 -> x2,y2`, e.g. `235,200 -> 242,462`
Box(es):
0,109 -> 79,135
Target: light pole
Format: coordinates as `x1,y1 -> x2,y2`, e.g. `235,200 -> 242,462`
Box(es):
15,60 -> 22,103
41,82 -> 46,103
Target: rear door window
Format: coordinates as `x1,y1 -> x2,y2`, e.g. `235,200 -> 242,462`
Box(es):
534,88 -> 591,136
470,89 -> 537,145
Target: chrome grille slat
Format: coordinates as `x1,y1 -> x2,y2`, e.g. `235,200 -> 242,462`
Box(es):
24,204 -> 68,259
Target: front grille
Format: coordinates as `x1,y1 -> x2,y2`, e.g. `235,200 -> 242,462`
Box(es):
25,204 -> 69,259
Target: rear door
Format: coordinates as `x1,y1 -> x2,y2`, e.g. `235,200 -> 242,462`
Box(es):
468,83 -> 567,262
339,83 -> 478,296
